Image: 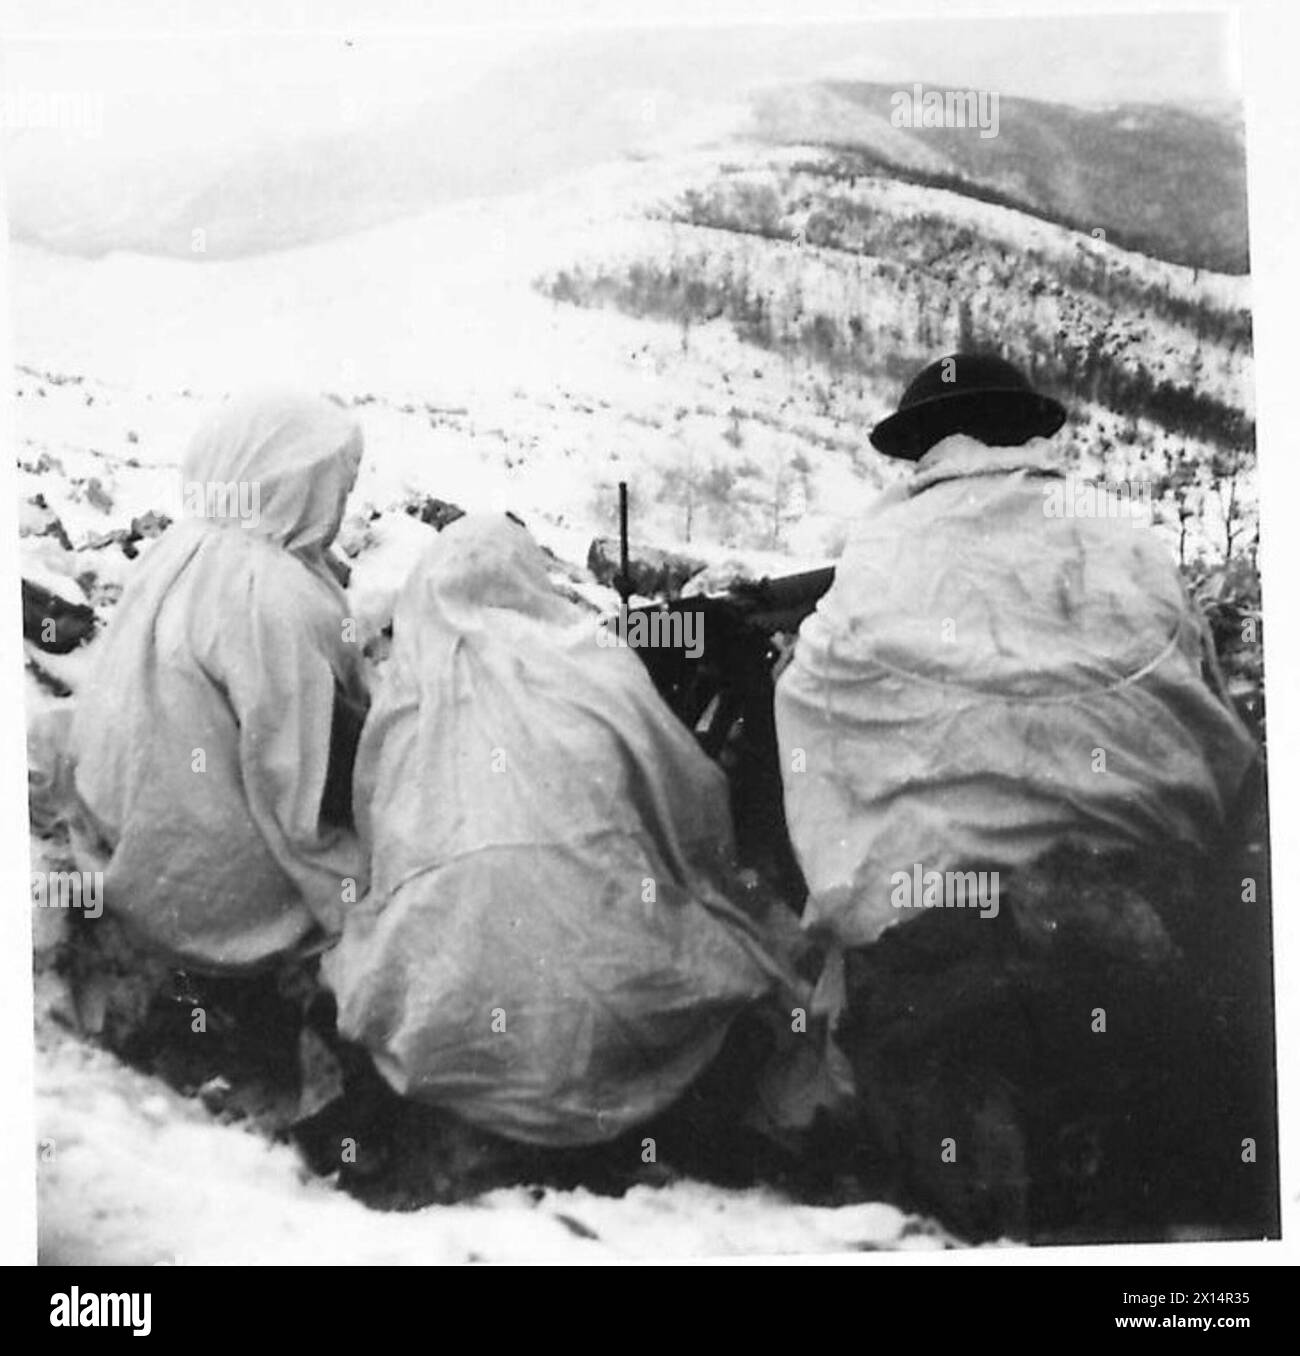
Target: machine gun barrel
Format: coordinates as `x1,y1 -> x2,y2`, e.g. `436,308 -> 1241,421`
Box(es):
723,565 -> 836,633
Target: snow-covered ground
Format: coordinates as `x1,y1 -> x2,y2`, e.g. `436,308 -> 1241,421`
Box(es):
35,1033 -> 946,1264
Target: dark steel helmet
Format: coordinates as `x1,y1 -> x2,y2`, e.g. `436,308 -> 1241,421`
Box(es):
869,352 -> 1067,460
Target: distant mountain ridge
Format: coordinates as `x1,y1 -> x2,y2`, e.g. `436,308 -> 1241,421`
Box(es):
750,82 -> 1249,273
5,75 -> 1248,274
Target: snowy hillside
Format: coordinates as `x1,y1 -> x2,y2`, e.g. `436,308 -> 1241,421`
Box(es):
10,140 -> 1258,575
537,146 -> 1256,565
3,37 -> 1248,274
751,82 -> 1250,273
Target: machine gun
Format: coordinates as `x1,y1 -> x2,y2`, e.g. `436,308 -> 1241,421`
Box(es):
624,567 -> 834,754
607,483 -> 834,900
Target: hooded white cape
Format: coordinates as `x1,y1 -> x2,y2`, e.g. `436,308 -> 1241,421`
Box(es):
325,515 -> 785,1145
71,390 -> 368,971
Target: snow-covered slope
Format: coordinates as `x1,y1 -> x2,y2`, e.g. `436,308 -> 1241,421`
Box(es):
10,151 -> 900,568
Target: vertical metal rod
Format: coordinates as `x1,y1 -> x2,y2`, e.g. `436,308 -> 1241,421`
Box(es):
618,480 -> 630,606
